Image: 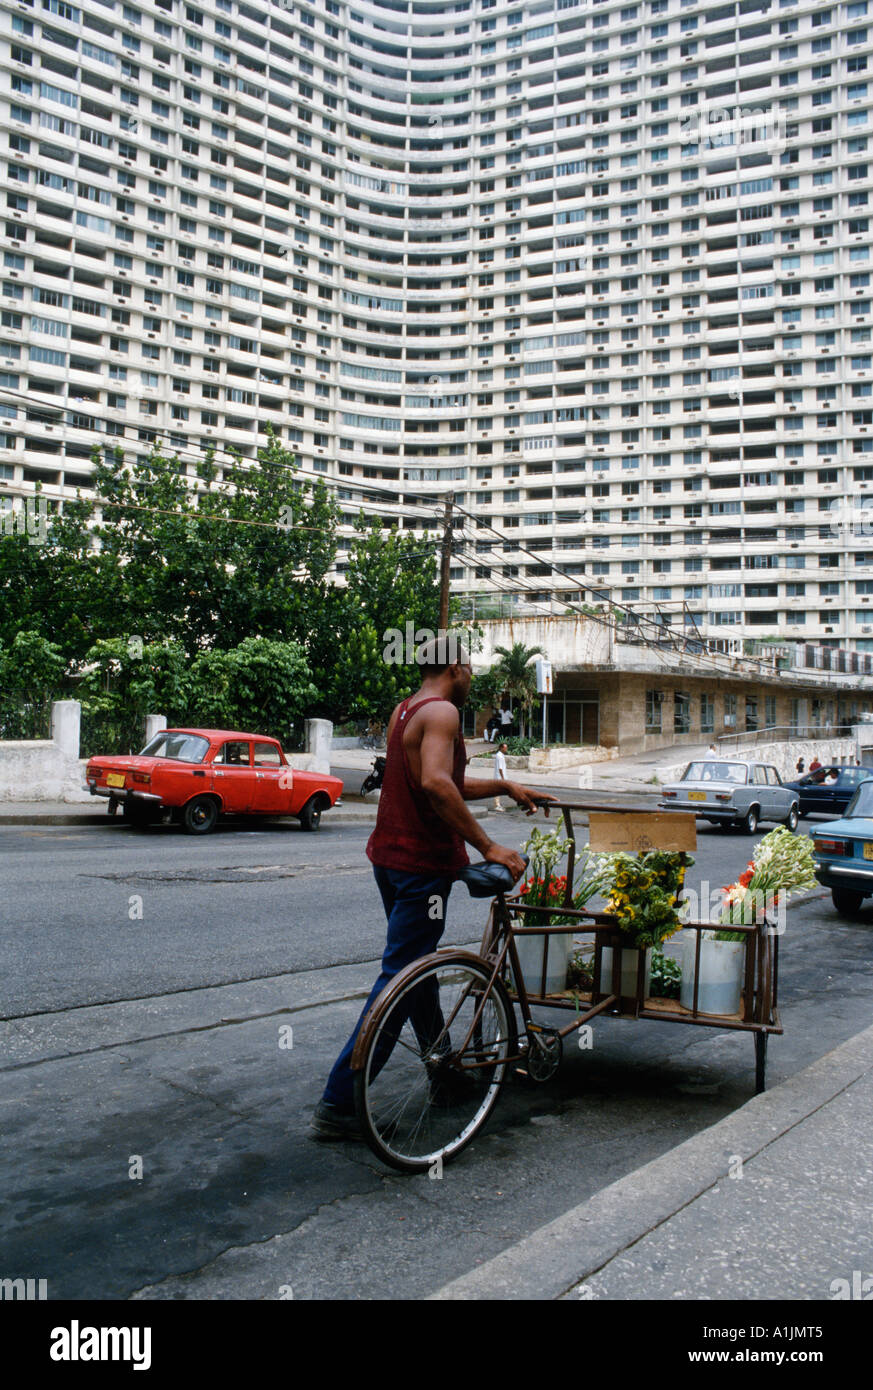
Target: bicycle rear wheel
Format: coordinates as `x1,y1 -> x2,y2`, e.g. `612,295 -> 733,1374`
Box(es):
353,952 -> 516,1173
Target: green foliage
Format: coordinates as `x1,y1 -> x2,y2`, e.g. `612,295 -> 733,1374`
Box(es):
0,503 -> 116,661
604,850 -> 693,949
187,637 -> 317,746
491,642 -> 546,738
504,735 -> 535,756
469,667 -> 503,713
72,433 -> 337,657
76,637 -> 190,757
315,519 -> 438,722
0,630 -> 66,738
649,948 -> 682,999
307,619 -> 413,726
0,433 -> 466,734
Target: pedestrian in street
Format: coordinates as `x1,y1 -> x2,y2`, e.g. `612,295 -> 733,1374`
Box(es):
493,742 -> 508,811
708,742 -> 718,757
796,758 -> 805,775
810,756 -> 822,773
310,637 -> 554,1141
500,706 -> 514,740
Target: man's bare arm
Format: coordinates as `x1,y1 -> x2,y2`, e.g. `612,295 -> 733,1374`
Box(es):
463,780 -> 555,816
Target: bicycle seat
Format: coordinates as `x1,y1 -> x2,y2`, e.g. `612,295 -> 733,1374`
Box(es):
458,855 -> 529,898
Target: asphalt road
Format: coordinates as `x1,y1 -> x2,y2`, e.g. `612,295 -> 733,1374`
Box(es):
2,813 -> 872,1300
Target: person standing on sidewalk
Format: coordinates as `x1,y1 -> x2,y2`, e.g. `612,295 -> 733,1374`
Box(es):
493,741 -> 508,811
311,636 -> 552,1140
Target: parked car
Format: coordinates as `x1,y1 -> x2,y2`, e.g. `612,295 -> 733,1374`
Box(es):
810,777 -> 873,915
659,758 -> 799,834
84,728 -> 343,834
782,764 -> 873,817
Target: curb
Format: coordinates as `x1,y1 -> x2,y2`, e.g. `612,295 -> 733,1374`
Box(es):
427,1020 -> 873,1301
0,806 -> 493,827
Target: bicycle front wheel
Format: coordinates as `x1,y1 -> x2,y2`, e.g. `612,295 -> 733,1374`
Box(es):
353,952 -> 516,1173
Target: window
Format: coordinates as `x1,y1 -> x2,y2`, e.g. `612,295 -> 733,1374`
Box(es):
674,692 -> 691,735
646,690 -> 663,735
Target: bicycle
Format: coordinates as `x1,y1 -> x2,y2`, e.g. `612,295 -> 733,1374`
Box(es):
349,802 -> 782,1174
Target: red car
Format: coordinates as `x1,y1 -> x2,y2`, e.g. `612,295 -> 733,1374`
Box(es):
85,728 -> 343,835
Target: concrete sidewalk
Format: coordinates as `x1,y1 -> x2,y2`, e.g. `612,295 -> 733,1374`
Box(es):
429,1021 -> 873,1301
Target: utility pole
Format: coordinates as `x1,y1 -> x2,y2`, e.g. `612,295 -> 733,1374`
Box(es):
439,492 -> 454,633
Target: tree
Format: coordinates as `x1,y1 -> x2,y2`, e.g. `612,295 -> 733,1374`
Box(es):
491,642 -> 547,738
469,667 -> 504,725
79,431 -> 338,657
314,516 -> 445,723
187,637 -> 318,747
0,630 -> 67,738
75,637 -> 190,756
0,497 -> 119,661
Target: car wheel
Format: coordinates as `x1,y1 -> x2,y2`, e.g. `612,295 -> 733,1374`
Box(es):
742,806 -> 759,835
832,887 -> 865,916
299,796 -> 325,832
784,805 -> 799,832
181,795 -> 219,835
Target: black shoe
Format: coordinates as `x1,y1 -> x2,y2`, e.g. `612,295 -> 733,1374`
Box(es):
309,1100 -> 363,1142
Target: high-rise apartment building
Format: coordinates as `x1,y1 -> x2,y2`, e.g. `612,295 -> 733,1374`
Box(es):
1,0 -> 872,651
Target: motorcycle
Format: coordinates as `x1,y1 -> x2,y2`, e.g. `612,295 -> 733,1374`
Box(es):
361,755 -> 386,796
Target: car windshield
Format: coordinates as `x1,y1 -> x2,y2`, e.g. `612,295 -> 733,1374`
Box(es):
845,781 -> 873,818
682,761 -> 748,784
138,732 -> 209,763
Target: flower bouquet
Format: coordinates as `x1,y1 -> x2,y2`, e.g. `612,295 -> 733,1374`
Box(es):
513,827 -> 611,993
681,827 -> 816,1015
603,850 -> 691,949
597,849 -> 692,1003
716,826 -> 817,941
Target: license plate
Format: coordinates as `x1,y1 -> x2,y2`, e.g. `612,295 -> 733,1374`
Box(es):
106,773 -> 126,788
863,843 -> 873,861
688,791 -> 706,801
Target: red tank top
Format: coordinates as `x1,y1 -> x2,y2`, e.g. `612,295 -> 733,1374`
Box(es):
366,696 -> 470,875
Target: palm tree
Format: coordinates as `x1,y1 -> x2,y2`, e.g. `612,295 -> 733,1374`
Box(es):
492,641 -> 547,739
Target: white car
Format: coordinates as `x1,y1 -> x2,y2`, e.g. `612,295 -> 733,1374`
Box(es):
659,759 -> 800,835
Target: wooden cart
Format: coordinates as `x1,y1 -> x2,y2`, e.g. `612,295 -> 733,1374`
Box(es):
492,803 -> 781,1097
351,804 -> 782,1172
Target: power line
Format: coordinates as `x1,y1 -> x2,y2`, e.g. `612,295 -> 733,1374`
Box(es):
450,504 -> 791,683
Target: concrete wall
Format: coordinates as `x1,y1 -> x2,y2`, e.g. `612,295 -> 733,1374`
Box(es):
474,615 -> 611,669
0,739 -> 89,803
528,744 -> 620,770
656,738 -> 857,786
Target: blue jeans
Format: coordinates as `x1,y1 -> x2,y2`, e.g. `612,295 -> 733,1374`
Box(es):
321,866 -> 453,1113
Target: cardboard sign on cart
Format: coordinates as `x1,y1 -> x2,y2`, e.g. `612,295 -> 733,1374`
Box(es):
587,811 -> 697,854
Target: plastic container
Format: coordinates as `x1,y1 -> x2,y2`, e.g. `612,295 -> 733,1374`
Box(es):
512,928 -> 571,995
680,935 -> 745,1015
598,945 -> 652,1000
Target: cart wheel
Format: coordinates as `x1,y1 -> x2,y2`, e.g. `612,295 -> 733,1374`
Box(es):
353,953 -> 516,1173
754,1032 -> 768,1094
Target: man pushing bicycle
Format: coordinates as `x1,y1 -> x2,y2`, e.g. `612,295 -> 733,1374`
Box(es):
311,634 -> 553,1140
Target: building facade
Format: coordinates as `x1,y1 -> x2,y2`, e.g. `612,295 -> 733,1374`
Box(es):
1,0 -> 873,652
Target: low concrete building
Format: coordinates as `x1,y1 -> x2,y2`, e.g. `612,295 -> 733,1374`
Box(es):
471,616 -> 873,758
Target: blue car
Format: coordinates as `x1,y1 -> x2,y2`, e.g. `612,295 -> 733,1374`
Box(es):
784,765 -> 873,817
812,778 -> 873,915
